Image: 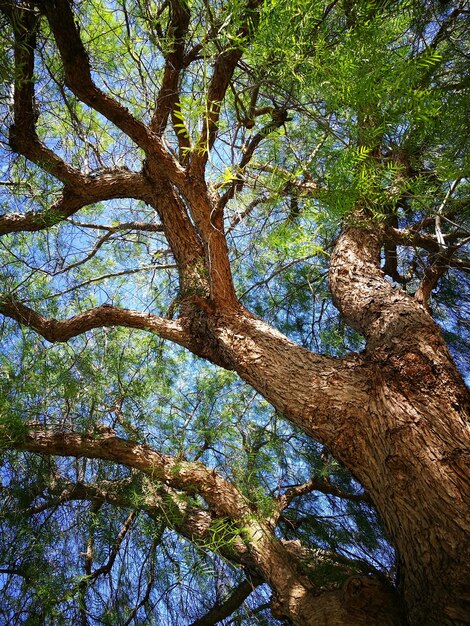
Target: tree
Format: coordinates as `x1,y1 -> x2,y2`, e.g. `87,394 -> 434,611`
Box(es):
0,0 -> 468,624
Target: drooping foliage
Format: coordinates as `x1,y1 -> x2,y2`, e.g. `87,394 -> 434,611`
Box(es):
0,0 -> 468,624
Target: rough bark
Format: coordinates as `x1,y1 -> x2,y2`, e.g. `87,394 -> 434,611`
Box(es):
180,255 -> 469,625
179,222 -> 470,626
2,222 -> 468,625
328,223 -> 470,626
7,427 -> 401,626
0,1 -> 468,623
2,203 -> 468,625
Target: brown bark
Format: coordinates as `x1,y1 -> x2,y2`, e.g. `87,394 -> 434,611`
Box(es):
328,223 -> 470,626
2,222 -> 468,624
190,579 -> 261,626
189,223 -> 470,626
184,273 -> 469,625
174,214 -> 470,626
8,427 -> 400,626
0,300 -> 189,346
19,472 -> 391,626
151,0 -> 190,135
2,188 -> 468,626
0,1 -> 468,623
0,169 -> 152,236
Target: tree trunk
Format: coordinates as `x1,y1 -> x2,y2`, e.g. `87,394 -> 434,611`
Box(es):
186,223 -> 470,626
328,224 -> 470,626
2,207 -> 468,623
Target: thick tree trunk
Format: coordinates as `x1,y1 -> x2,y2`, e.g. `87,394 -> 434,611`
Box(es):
2,201 -> 468,623
186,223 -> 470,626
328,224 -> 470,626
3,216 -> 468,624
2,2 -> 467,622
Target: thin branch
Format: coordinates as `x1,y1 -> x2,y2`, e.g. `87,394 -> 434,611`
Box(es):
88,510 -> 138,580
428,1 -> 467,50
435,178 -> 462,250
415,247 -> 462,312
43,263 -> 177,299
37,0 -> 185,185
78,500 -> 101,626
122,536 -> 158,626
239,255 -> 318,300
386,216 -> 469,310
56,231 -> 114,275
22,478 -> 133,515
0,567 -> 31,581
190,578 -> 262,626
67,220 -> 163,233
4,2 -> 84,185
190,0 -> 263,176
170,94 -> 192,165
274,477 -> 370,521
385,226 -> 441,255
151,0 -> 190,135
448,257 -> 470,274
218,109 -> 292,210
48,224 -> 166,276
227,195 -> 268,231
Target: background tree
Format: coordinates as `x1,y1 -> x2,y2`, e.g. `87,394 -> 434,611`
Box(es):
0,1 -> 468,625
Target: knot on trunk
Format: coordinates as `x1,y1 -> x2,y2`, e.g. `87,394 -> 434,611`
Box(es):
183,301 -> 234,370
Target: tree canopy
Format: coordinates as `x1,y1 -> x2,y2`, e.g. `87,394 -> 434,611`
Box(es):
0,1 -> 468,625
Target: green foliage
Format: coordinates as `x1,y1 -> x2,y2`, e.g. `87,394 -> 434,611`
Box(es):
0,0 -> 468,623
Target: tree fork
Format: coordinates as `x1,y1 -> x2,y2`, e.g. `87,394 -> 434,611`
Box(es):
329,222 -> 470,626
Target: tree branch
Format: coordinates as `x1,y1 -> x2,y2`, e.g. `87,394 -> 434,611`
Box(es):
239,254 -> 318,300
151,0 -> 190,135
67,220 -> 164,233
170,94 -> 192,165
8,427 -> 251,518
275,477 -> 370,520
37,0 -> 185,185
15,474 -> 260,575
190,0 -> 263,177
0,190 -> 84,236
0,169 -> 150,236
218,108 -> 292,210
3,1 -> 84,185
0,300 -> 189,346
5,426 -> 400,625
190,578 -> 262,626
414,243 -> 467,312
87,510 -> 138,581
34,264 -> 177,301
122,536 -> 158,626
329,221 -> 438,349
